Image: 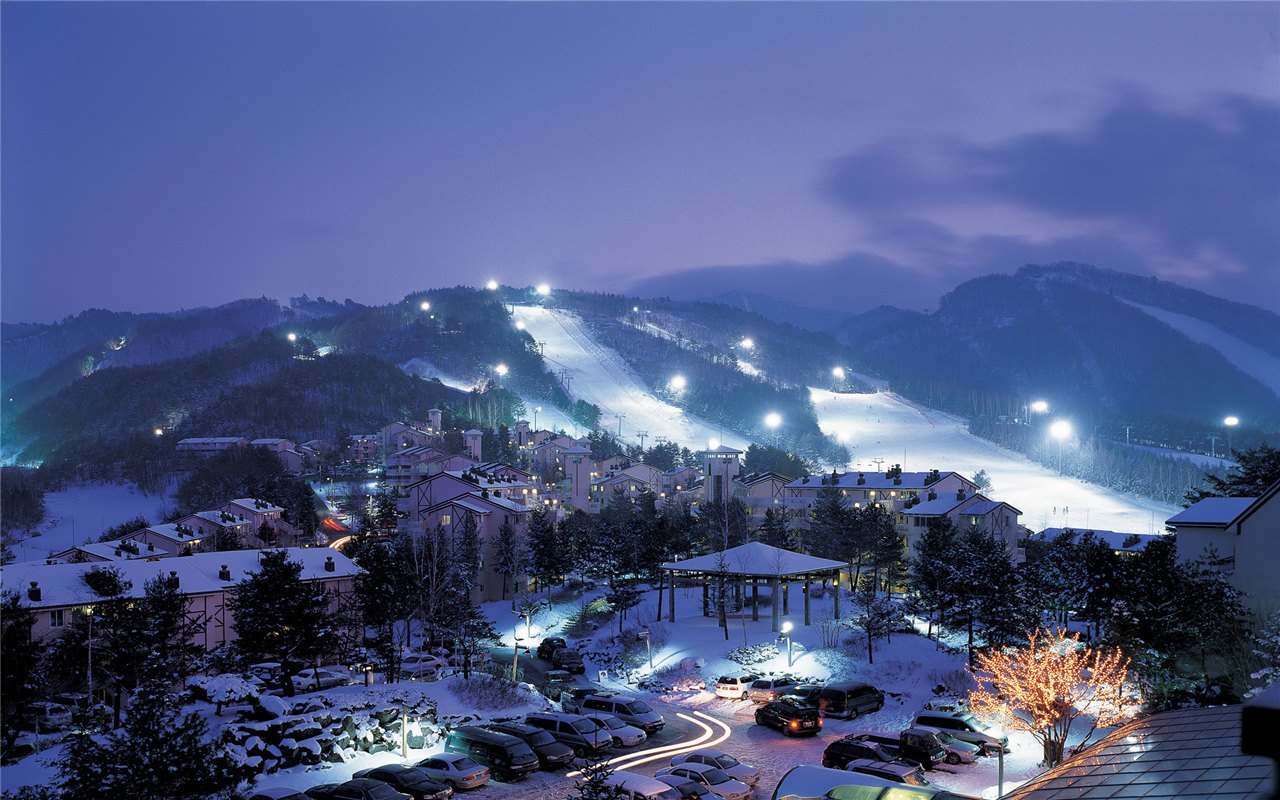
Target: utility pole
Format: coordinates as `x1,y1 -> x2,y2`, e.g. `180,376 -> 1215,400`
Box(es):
1124,425 -> 1133,445
637,430 -> 649,449
1209,434 -> 1220,459
616,413 -> 626,438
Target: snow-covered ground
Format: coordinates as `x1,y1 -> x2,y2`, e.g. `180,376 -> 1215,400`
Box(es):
1121,441 -> 1233,469
9,481 -> 176,562
1124,300 -> 1280,399
809,388 -> 1177,534
511,306 -> 751,451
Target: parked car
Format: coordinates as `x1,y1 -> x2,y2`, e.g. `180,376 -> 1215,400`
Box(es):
303,779 -> 411,800
19,702 -> 72,732
292,667 -> 354,692
912,710 -> 1009,754
786,684 -> 824,708
524,711 -> 613,756
654,774 -> 714,800
670,750 -> 760,786
444,725 -> 540,782
401,653 -> 447,680
412,753 -> 491,790
557,684 -> 601,711
748,677 -> 798,704
584,712 -> 647,747
843,758 -> 932,787
550,647 -> 585,674
248,788 -> 311,800
655,764 -> 751,800
352,765 -> 453,800
713,675 -> 757,701
537,637 -> 568,659
572,692 -> 666,733
826,730 -> 947,771
480,721 -> 575,769
822,735 -> 913,770
754,697 -> 822,737
542,669 -> 577,698
819,682 -> 885,719
912,726 -> 982,765
600,770 -> 686,800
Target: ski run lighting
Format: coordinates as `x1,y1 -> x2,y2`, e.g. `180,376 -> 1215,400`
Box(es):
831,366 -> 846,379
1049,419 -> 1073,440
420,300 -> 431,311
669,374 -> 688,392
486,279 -> 499,290
739,337 -> 755,350
1031,399 -> 1049,414
286,332 -> 298,342
536,283 -> 551,296
1224,416 -> 1240,427
764,412 -> 782,430
494,363 -> 509,377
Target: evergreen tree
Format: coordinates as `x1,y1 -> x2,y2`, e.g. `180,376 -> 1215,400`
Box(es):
850,582 -> 904,664
864,505 -> 905,593
1184,444 -> 1280,504
227,550 -> 336,695
567,753 -> 628,800
454,512 -> 482,590
493,519 -> 525,599
526,507 -> 567,604
806,479 -> 849,561
908,517 -> 960,641
354,540 -> 414,680
0,592 -> 43,754
757,507 -> 792,549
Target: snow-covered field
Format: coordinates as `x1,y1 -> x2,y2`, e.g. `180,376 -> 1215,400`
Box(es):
10,481 -> 176,562
809,388 -> 1177,535
511,306 -> 752,451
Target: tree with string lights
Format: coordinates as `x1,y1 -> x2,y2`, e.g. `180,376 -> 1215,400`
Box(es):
968,627 -> 1139,766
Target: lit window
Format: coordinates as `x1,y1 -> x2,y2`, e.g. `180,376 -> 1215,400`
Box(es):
441,514 -> 451,525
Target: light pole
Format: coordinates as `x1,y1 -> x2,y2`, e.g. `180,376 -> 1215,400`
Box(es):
1050,419 -> 1072,474
640,629 -> 652,670
764,412 -> 782,447
781,621 -> 794,667
534,406 -> 542,430
512,637 -> 526,682
1224,416 -> 1239,457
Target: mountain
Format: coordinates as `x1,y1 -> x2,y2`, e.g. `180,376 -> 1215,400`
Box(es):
843,263 -> 1280,429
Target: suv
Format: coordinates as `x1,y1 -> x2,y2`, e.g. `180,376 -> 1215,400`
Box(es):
444,725 -> 539,782
748,678 -> 797,704
573,692 -> 665,734
481,721 -> 574,769
524,711 -> 613,756
537,637 -> 568,659
912,726 -> 982,765
787,685 -> 824,708
913,710 -> 1008,754
821,735 -> 913,770
713,675 -> 756,701
826,730 -> 946,770
754,697 -> 822,737
819,682 -> 885,719
551,647 -> 585,674
842,758 -> 931,787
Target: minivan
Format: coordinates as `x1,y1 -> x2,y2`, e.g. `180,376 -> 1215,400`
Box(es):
912,710 -> 1008,754
576,692 -> 665,733
481,721 -> 575,769
524,712 -> 613,756
714,675 -> 756,701
444,725 -> 540,781
819,682 -> 885,719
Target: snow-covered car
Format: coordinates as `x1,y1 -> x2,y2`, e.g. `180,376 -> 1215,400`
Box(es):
413,753 -> 491,790
352,764 -> 454,800
19,702 -> 72,732
748,677 -> 797,704
654,774 -> 714,800
669,750 -> 760,786
401,653 -> 448,680
292,667 -> 355,691
304,779 -> 411,800
912,725 -> 983,764
584,712 -> 647,747
655,764 -> 751,800
913,710 -> 1009,754
445,650 -> 490,669
248,787 -> 312,800
713,675 -> 756,701
843,758 -> 932,787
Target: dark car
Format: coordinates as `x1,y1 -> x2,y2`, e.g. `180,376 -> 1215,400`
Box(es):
248,789 -> 311,800
444,725 -> 540,781
829,730 -> 947,770
481,721 -> 575,769
304,779 -> 411,800
822,735 -> 916,770
352,765 -> 454,800
754,697 -> 822,737
537,637 -> 568,659
654,774 -> 715,799
784,685 -> 824,709
550,647 -> 585,674
819,682 -> 885,719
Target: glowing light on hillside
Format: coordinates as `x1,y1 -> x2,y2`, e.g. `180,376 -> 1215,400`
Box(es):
287,332 -> 298,342
739,337 -> 755,350
708,438 -> 720,449
154,428 -> 164,436
1049,419 -> 1072,440
1031,399 -> 1049,414
420,300 -> 431,311
1224,416 -> 1239,427
764,412 -> 782,430
515,320 -> 526,331
494,363 -> 509,377
536,283 -> 551,296
486,279 -> 499,291
633,306 -> 640,313
832,366 -> 846,380
669,374 -> 687,392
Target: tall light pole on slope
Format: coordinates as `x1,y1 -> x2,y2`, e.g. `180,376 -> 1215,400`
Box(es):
1224,416 -> 1239,458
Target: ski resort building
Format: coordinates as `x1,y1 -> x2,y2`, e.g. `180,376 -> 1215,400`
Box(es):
175,437 -> 250,457
590,463 -> 663,509
416,491 -> 531,601
902,491 -> 1024,558
782,466 -> 978,522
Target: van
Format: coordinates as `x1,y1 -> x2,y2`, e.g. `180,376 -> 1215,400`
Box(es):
819,682 -> 885,719
577,692 -> 665,733
600,770 -> 684,800
714,675 -> 757,700
912,710 -> 1008,754
444,725 -> 540,781
524,711 -> 613,756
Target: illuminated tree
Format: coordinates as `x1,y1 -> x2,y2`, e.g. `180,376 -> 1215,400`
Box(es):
968,627 -> 1139,766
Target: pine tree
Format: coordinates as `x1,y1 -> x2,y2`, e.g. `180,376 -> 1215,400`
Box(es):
807,482 -> 849,561
1,592 -> 43,754
493,519 -> 525,599
758,507 -> 792,549
1184,444 -> 1280,504
908,517 -> 960,641
526,507 -> 565,604
454,512 -> 482,590
227,550 -> 336,695
567,753 -> 628,800
355,540 -> 414,680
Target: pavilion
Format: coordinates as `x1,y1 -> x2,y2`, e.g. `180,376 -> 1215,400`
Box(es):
660,541 -> 845,632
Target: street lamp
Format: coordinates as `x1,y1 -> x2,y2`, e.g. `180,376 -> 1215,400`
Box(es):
639,629 -> 652,670
534,406 -> 542,430
1224,416 -> 1239,456
781,621 -> 794,667
515,320 -> 526,330
153,428 -> 164,437
511,637 -> 526,682
420,300 -> 431,312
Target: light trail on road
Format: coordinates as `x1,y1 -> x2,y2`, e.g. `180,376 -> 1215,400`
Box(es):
567,711 -> 733,778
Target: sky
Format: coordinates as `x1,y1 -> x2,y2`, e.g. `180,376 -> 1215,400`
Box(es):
2,2 -> 1278,323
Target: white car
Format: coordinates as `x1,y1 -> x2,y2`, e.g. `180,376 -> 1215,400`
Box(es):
713,675 -> 756,701
291,667 -> 354,691
670,750 -> 761,786
656,764 -> 751,800
401,653 -> 448,679
20,702 -> 72,732
414,752 -> 491,790
914,725 -> 983,764
584,712 -> 647,747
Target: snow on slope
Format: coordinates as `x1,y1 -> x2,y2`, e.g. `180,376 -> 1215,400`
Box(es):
511,306 -> 751,450
14,482 -> 176,562
810,388 -> 1177,534
1124,301 -> 1280,398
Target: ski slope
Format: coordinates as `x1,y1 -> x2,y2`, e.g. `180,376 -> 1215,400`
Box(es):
810,388 -> 1178,534
511,306 -> 751,450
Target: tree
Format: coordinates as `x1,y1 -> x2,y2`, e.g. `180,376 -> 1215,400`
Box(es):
1184,444 -> 1280,504
806,478 -> 849,562
354,540 -> 413,681
757,507 -> 792,549
567,752 -> 628,800
454,512 -> 482,590
849,583 -> 903,664
908,517 -> 960,641
493,520 -> 525,599
0,592 -> 43,755
605,579 -> 643,636
968,628 -> 1139,766
526,508 -> 568,605
227,550 -> 336,695
972,469 -> 993,494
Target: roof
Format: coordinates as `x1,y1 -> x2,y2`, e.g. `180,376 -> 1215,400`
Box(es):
1003,704 -> 1270,800
226,498 -> 283,513
250,438 -> 291,446
183,511 -> 250,528
176,437 -> 247,445
904,495 -> 969,515
561,445 -> 592,455
52,541 -> 157,562
1167,497 -> 1256,527
703,444 -> 744,455
462,429 -> 483,436
785,470 -> 962,491
134,522 -> 206,543
425,491 -> 530,517
961,499 -> 1021,516
662,542 -> 844,578
739,471 -> 790,486
1031,528 -> 1165,553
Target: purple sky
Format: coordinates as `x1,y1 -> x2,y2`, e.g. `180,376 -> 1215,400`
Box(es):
3,2 -> 1278,322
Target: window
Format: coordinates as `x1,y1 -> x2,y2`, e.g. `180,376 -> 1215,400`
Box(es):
441,514 -> 451,525
50,609 -> 64,627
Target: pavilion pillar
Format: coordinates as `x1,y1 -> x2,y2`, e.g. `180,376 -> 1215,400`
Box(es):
668,575 -> 676,623
783,581 -> 790,615
833,571 -> 841,620
751,579 -> 759,622
770,577 -> 780,633
803,575 -> 811,626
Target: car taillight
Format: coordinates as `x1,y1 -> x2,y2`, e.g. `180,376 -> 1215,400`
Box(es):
817,717 -> 823,726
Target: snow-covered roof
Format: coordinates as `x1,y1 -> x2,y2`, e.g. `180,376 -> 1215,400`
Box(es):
1166,497 -> 1255,527
176,437 -> 247,445
962,499 -> 1021,516
1030,528 -> 1164,553
785,470 -> 962,491
183,511 -> 250,528
703,444 -> 744,455
561,445 -> 592,455
250,438 -> 291,446
133,522 -> 203,543
462,429 -> 483,436
226,498 -> 284,514
905,495 -> 969,515
426,491 -> 530,517
662,542 -> 844,578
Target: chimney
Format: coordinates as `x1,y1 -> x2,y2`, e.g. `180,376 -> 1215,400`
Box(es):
27,581 -> 41,602
928,490 -> 937,501
218,564 -> 231,581
956,488 -> 966,501
856,473 -> 865,485
169,570 -> 179,588
893,476 -> 901,485
324,556 -> 336,573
